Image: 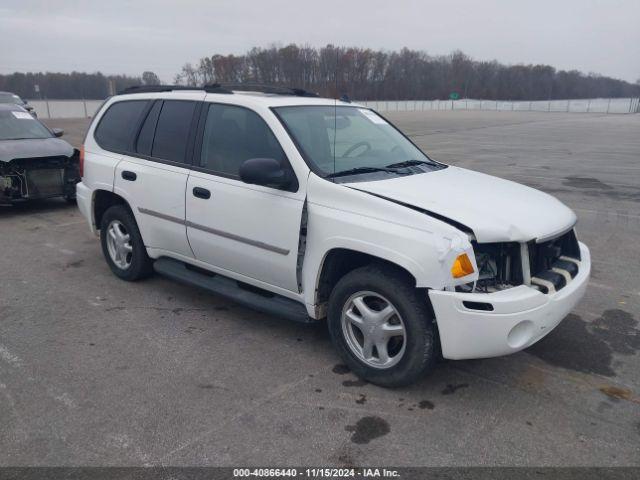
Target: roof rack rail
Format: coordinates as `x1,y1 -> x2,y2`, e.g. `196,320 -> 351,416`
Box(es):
117,83 -> 318,97
117,84 -> 233,95
212,83 -> 319,97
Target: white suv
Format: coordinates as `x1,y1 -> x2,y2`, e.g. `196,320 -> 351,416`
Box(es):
76,84 -> 590,387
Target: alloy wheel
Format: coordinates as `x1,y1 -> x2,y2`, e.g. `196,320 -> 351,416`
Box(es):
340,291 -> 407,369
106,220 -> 133,270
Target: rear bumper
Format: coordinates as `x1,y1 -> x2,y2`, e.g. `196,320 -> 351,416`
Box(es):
75,182 -> 95,234
429,242 -> 590,360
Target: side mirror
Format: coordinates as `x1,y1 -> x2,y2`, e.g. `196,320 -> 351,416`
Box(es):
51,128 -> 64,137
239,158 -> 292,189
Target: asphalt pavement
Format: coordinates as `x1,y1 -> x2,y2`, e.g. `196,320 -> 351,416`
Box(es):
0,111 -> 637,466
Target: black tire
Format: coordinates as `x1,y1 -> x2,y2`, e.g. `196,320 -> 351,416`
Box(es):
100,205 -> 153,281
327,264 -> 436,388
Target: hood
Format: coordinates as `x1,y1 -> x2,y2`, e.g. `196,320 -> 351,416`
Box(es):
347,166 -> 577,243
0,138 -> 74,163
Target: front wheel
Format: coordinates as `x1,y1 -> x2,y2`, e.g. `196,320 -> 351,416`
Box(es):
327,264 -> 436,387
100,205 -> 153,281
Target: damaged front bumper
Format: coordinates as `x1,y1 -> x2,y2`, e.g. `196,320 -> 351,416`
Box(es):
429,242 -> 590,360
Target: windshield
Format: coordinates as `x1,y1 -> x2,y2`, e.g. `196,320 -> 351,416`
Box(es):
0,93 -> 24,105
273,105 -> 444,179
0,110 -> 52,140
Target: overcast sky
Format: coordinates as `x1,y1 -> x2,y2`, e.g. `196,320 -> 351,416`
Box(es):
1,0 -> 639,83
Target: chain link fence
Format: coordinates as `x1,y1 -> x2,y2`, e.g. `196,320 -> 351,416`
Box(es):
26,97 -> 640,119
357,97 -> 640,114
26,99 -> 105,119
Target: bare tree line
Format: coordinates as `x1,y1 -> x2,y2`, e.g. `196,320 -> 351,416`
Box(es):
175,44 -> 640,100
0,71 -> 160,100
1,45 -> 638,100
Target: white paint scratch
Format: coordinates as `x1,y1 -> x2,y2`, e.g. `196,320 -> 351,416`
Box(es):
0,345 -> 22,367
50,390 -> 77,409
0,345 -> 77,410
107,433 -> 153,466
0,382 -> 28,441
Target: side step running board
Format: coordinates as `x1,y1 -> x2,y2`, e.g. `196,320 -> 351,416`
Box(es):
153,257 -> 315,324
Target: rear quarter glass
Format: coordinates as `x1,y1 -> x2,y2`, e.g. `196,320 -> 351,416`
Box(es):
94,100 -> 149,152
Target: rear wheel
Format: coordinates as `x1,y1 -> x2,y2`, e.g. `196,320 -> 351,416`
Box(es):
100,205 -> 153,281
328,264 -> 436,387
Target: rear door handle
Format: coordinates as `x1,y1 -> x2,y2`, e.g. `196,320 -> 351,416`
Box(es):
121,170 -> 137,181
192,187 -> 211,199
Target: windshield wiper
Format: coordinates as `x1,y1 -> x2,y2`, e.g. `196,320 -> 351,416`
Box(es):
326,166 -> 404,179
385,159 -> 437,169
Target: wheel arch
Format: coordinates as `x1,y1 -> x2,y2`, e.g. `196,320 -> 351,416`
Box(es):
93,189 -> 132,231
311,246 -> 424,319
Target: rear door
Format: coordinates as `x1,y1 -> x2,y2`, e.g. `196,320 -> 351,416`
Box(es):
186,102 -> 305,292
113,96 -> 203,258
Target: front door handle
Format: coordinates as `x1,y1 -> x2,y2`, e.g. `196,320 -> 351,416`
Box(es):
192,187 -> 211,199
121,170 -> 137,181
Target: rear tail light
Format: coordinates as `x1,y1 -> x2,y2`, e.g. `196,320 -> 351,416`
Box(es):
79,145 -> 84,177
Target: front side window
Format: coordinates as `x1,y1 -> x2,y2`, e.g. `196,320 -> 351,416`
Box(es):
151,100 -> 197,163
95,100 -> 148,152
274,105 -> 444,180
0,109 -> 51,140
199,104 -> 286,177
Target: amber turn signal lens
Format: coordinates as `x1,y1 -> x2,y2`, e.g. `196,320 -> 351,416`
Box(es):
451,253 -> 474,278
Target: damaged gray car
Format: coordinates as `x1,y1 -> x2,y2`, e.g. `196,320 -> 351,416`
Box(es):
0,103 -> 80,205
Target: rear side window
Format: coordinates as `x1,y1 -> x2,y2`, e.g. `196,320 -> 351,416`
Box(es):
151,101 -> 197,163
199,104 -> 286,177
94,100 -> 148,152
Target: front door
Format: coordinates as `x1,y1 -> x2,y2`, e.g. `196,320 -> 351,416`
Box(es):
186,103 -> 305,292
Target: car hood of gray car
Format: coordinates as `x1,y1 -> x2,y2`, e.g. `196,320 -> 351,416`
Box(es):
0,137 -> 74,163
